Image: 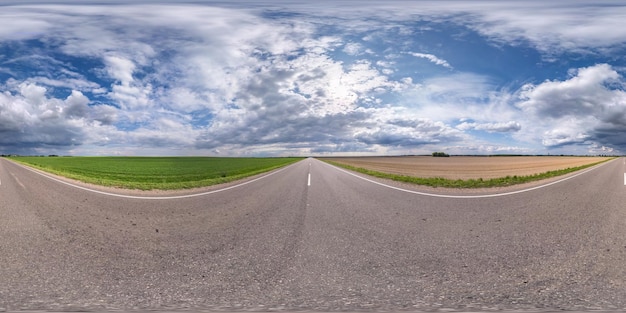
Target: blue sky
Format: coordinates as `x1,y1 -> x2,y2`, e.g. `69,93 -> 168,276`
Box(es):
1,1 -> 626,156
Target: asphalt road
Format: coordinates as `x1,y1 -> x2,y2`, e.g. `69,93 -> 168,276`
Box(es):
1,157 -> 626,311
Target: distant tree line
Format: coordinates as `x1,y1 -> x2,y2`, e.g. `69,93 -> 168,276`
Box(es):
0,154 -> 64,157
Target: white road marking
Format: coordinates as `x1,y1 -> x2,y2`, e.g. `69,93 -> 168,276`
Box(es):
9,160 -> 300,200
10,173 -> 25,189
624,173 -> 626,186
322,159 -> 616,199
307,173 -> 311,186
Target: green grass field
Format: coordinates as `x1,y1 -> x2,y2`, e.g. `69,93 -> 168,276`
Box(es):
9,156 -> 302,190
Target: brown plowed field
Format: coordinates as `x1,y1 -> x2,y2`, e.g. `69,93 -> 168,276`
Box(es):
322,156 -> 613,180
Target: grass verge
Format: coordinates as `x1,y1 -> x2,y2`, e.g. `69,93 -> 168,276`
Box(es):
323,158 -> 615,188
8,156 -> 302,190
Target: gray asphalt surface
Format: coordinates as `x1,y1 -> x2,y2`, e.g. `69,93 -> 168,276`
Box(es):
1,157 -> 626,311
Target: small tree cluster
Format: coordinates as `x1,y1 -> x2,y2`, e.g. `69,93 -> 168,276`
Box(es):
432,152 -> 450,157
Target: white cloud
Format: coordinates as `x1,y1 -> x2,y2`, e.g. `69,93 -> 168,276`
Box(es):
447,144 -> 532,155
408,52 -> 452,69
194,51 -> 418,152
456,1 -> 626,53
343,42 -> 364,56
516,64 -> 626,151
517,64 -> 622,117
64,90 -> 90,119
19,83 -> 47,106
160,87 -> 209,113
104,56 -> 136,85
354,112 -> 466,147
399,73 -> 514,124
109,83 -> 152,109
1,2 -> 626,156
90,104 -> 118,125
541,128 -> 590,147
0,83 -> 98,150
283,1 -> 626,53
457,121 -> 521,133
0,7 -> 51,40
587,143 -> 614,154
26,77 -> 102,93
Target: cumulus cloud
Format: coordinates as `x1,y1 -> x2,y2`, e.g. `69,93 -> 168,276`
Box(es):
19,83 -> 47,106
518,64 -> 623,118
516,63 -> 626,150
541,128 -> 590,148
64,90 -> 90,118
0,83 -> 89,150
194,50 -> 415,152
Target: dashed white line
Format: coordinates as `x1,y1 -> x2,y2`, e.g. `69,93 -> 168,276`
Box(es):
307,173 -> 311,186
624,173 -> 626,186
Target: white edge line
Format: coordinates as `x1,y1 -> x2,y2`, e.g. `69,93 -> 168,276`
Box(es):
10,160 -> 300,200
321,158 -> 618,199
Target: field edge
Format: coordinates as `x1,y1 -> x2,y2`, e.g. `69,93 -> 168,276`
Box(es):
321,157 -> 616,189
6,156 -> 303,190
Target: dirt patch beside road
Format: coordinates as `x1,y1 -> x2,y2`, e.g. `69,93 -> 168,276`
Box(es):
321,156 -> 613,180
